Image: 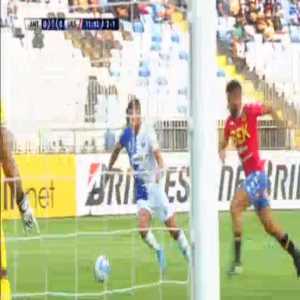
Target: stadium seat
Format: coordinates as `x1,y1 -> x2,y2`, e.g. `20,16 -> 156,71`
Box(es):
133,20 -> 144,33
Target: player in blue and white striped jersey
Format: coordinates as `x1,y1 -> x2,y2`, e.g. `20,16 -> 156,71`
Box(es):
107,98 -> 190,271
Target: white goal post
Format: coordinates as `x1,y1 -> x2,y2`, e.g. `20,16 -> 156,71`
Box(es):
190,1 -> 220,300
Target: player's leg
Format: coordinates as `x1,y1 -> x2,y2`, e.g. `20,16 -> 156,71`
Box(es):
151,182 -> 191,262
0,271 -> 11,300
138,205 -> 159,249
137,202 -> 166,271
229,187 -> 250,275
256,206 -> 300,277
164,214 -> 191,262
0,128 -> 38,232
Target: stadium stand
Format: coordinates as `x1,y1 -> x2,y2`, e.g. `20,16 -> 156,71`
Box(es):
0,0 -> 190,153
1,0 -> 299,152
217,0 -> 300,148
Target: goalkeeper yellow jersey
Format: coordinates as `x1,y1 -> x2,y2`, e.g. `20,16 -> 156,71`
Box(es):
0,104 -> 11,298
0,100 -> 6,126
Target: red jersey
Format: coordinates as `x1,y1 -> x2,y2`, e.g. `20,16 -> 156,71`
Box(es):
224,103 -> 265,176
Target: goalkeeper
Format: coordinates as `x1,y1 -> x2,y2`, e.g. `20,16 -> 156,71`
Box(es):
0,103 -> 39,300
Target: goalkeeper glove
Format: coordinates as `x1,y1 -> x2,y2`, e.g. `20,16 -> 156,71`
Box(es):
18,195 -> 39,233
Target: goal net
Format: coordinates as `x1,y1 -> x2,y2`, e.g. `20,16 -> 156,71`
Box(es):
1,0 -> 191,299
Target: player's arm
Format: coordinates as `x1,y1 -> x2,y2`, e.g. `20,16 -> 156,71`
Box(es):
108,142 -> 123,171
154,149 -> 164,169
219,138 -> 229,164
106,142 -> 123,185
219,119 -> 230,163
150,127 -> 164,182
260,105 -> 281,121
259,104 -> 293,128
153,148 -> 165,183
0,127 -> 39,233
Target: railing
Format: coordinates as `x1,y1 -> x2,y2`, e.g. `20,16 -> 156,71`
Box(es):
155,120 -> 189,152
11,119 -> 189,154
259,81 -> 300,128
11,117 -> 294,154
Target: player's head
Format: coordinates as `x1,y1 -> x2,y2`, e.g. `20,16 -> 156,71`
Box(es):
226,80 -> 242,118
126,98 -> 141,128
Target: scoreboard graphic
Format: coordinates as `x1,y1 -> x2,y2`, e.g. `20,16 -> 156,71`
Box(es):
24,18 -> 120,31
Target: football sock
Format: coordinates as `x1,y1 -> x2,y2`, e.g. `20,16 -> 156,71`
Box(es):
144,230 -> 161,251
278,234 -> 297,258
176,230 -> 191,261
234,236 -> 242,264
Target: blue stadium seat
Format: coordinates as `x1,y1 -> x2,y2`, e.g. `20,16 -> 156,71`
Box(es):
171,33 -> 180,43
151,42 -> 162,51
133,21 -> 144,33
290,26 -> 300,43
179,51 -> 189,60
139,64 -> 151,78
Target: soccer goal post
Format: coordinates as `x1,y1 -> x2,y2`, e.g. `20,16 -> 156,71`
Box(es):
189,1 -> 220,300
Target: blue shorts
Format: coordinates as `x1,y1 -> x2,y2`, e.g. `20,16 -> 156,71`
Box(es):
241,171 -> 270,211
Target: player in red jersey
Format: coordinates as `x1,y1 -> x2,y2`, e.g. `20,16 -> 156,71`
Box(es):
219,80 -> 300,277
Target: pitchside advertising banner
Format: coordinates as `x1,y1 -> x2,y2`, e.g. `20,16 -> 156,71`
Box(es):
0,155 -> 76,219
219,151 -> 300,210
1,151 -> 299,220
76,153 -> 190,216
77,151 -> 300,216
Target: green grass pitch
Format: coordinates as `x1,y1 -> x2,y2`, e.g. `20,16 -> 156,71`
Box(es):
4,211 -> 300,299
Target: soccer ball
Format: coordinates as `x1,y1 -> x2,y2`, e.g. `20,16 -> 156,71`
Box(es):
94,256 -> 111,282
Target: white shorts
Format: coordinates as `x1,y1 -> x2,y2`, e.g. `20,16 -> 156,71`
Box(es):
136,182 -> 175,222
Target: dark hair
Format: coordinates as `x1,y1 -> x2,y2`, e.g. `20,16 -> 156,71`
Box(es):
126,97 -> 141,125
226,80 -> 242,94
127,98 -> 141,113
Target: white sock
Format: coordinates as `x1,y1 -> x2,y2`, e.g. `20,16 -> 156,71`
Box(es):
177,230 -> 191,261
144,230 -> 161,251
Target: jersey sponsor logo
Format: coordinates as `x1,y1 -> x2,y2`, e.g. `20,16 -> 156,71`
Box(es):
230,122 -> 250,146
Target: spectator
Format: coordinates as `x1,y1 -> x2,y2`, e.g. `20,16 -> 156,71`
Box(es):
256,12 -> 267,34
230,0 -> 240,16
233,15 -> 247,40
217,0 -> 230,17
273,2 -> 283,31
264,15 -> 276,40
264,0 -> 273,14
